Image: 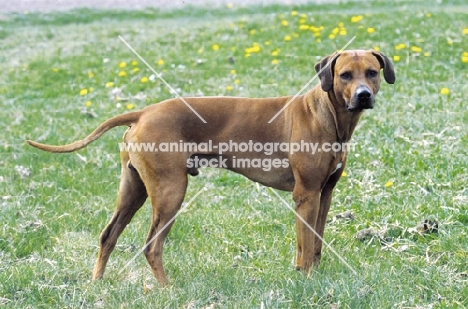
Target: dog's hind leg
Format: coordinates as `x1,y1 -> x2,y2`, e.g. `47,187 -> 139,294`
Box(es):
134,155 -> 188,286
92,151 -> 148,280
144,177 -> 188,285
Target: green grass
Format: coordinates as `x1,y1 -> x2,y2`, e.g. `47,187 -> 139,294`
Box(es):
1,0 -> 467,307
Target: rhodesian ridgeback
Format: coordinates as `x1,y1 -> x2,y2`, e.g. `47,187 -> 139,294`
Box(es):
28,50 -> 395,285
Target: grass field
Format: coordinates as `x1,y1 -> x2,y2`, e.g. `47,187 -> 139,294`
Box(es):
1,0 -> 467,307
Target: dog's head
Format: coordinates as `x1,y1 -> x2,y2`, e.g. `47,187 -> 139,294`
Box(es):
315,50 -> 395,111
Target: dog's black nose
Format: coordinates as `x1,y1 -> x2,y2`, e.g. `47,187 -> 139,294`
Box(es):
356,88 -> 372,99
348,87 -> 374,111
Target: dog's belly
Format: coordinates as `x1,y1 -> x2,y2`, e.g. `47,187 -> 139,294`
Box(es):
228,165 -> 295,191
188,153 -> 295,191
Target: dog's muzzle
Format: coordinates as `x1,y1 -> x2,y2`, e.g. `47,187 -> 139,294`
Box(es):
347,86 -> 374,111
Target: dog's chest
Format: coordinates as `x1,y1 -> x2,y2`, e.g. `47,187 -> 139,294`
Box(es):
330,162 -> 342,176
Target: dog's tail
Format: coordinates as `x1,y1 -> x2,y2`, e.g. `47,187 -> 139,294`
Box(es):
27,111 -> 142,153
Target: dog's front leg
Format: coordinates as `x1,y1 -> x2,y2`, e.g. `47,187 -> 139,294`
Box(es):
293,186 -> 321,274
313,160 -> 346,265
312,183 -> 334,266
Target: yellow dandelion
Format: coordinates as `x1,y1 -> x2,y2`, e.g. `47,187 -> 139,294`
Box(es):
230,69 -> 236,75
198,48 -> 203,54
384,181 -> 394,188
131,60 -> 138,66
264,41 -> 271,45
231,46 -> 236,51
299,18 -> 306,24
411,46 -> 422,53
226,85 -> 233,91
339,28 -> 347,36
88,72 -> 95,78
329,34 -> 336,39
105,82 -> 114,88
342,171 -> 347,177
245,44 -> 261,54
395,43 -> 406,50
234,79 -> 240,84
424,52 -> 430,57
281,20 -> 288,27
249,29 -> 257,35
89,87 -> 94,92
373,46 -> 381,51
119,61 -> 127,68
79,88 -> 88,96
212,44 -> 220,51
85,101 -> 92,107
291,10 -> 298,16
367,27 -> 375,34
301,13 -> 307,18
271,50 -> 279,56
351,15 -> 363,23
52,68 -> 59,72
338,22 -> 344,27
126,103 -> 135,110
332,27 -> 339,35
462,52 -> 468,63
426,13 -> 432,17
284,35 -> 291,41
440,87 -> 450,95
157,59 -> 164,65
393,55 -> 401,62
272,59 -> 279,65
132,67 -> 140,73
463,28 -> 468,35
299,25 -> 310,30
245,53 -> 251,58
118,71 -> 127,77
447,39 -> 453,45
141,77 -> 149,83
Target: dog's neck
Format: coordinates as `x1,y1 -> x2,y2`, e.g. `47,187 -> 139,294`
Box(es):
327,90 -> 363,142
304,87 -> 363,143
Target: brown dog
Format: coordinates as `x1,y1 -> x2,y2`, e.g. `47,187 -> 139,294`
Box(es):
28,50 -> 395,285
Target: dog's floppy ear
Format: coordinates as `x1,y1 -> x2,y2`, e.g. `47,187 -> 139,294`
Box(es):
314,52 -> 340,92
371,51 -> 396,84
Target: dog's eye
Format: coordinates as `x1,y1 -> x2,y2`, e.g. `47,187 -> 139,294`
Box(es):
367,70 -> 378,78
339,72 -> 352,80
